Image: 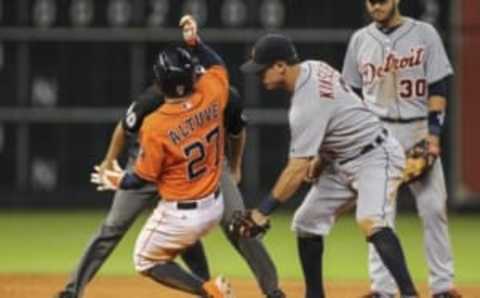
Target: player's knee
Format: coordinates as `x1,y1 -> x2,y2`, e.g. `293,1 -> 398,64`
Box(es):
134,248 -> 178,274
133,254 -> 148,273
418,198 -> 448,225
89,225 -> 126,257
292,216 -> 332,236
356,217 -> 382,237
296,231 -> 323,239
134,254 -> 160,274
136,262 -> 167,277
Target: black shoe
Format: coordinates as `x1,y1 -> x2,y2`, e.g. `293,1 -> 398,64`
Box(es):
432,289 -> 462,298
361,292 -> 395,298
54,291 -> 76,298
266,289 -> 286,298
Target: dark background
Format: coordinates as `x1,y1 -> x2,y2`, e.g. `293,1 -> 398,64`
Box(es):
1,0 -> 472,210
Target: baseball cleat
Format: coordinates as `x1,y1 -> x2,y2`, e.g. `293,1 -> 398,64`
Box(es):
203,276 -> 235,298
53,291 -> 76,298
360,291 -> 395,298
432,289 -> 462,298
266,288 -> 286,298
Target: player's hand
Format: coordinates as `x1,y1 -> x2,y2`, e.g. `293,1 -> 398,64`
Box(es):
229,209 -> 271,239
426,134 -> 441,157
179,14 -> 199,46
98,159 -> 116,176
304,156 -> 324,183
90,160 -> 124,191
251,209 -> 269,226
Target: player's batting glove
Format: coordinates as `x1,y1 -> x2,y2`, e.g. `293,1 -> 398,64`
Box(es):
179,14 -> 199,46
90,160 -> 125,191
229,210 -> 271,239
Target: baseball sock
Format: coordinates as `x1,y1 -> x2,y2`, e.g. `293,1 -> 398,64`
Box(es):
223,225 -> 282,296
297,235 -> 325,298
368,228 -> 417,296
181,241 -> 211,280
146,261 -> 206,295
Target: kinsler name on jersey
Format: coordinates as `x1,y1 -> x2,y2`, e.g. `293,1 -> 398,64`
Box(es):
168,102 -> 221,145
361,48 -> 425,84
317,62 -> 340,99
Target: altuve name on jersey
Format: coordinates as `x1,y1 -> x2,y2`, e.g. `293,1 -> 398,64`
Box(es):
168,102 -> 220,145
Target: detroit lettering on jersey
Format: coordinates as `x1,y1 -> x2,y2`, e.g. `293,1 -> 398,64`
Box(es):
168,102 -> 220,145
361,48 -> 424,84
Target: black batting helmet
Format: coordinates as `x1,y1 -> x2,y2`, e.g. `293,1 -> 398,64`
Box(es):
153,47 -> 196,98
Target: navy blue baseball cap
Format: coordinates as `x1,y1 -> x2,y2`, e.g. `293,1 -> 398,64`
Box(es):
241,33 -> 299,74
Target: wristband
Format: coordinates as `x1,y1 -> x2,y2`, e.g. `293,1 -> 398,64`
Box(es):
120,172 -> 147,189
258,195 -> 281,216
428,110 -> 445,136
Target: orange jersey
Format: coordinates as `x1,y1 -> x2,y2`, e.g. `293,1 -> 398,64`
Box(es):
135,65 -> 229,201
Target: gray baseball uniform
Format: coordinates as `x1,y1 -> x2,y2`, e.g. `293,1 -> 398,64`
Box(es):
289,60 -> 405,242
342,17 -> 455,294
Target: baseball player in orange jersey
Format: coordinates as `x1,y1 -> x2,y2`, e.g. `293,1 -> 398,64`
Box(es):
92,22 -> 233,298
59,15 -> 284,298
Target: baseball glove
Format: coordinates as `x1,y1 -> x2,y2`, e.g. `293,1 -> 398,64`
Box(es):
402,139 -> 437,184
229,210 -> 271,239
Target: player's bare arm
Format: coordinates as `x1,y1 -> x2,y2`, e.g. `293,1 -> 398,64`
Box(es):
226,128 -> 246,184
99,121 -> 126,174
180,14 -> 225,69
250,157 -> 311,224
304,155 -> 324,183
224,86 -> 247,184
91,112 -> 153,191
229,155 -> 312,238
271,157 -> 311,201
90,121 -> 128,191
91,161 -> 149,191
